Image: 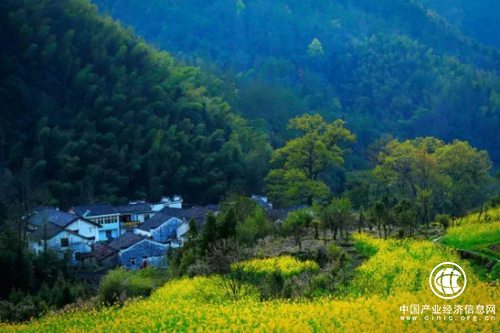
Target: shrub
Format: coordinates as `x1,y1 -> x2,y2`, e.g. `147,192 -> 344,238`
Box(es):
314,246 -> 328,268
326,243 -> 342,263
0,297 -> 40,324
127,275 -> 154,298
306,274 -> 332,297
282,279 -> 294,299
98,268 -> 156,306
98,269 -> 128,305
260,270 -> 284,300
491,262 -> 500,280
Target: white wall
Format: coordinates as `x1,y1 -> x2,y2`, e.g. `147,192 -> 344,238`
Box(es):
176,221 -> 189,241
65,218 -> 99,240
29,230 -> 93,260
87,214 -> 120,241
134,228 -> 151,237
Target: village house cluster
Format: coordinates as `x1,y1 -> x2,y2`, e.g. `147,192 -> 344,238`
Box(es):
27,195 -> 209,270
26,194 -> 299,271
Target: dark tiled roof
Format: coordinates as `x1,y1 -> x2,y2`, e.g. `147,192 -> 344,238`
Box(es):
137,214 -> 177,232
108,232 -> 145,250
29,222 -> 65,240
205,204 -> 219,211
31,207 -> 101,228
113,203 -> 153,214
255,198 -> 271,209
81,243 -> 117,260
71,203 -> 117,217
159,206 -> 211,220
30,207 -> 77,227
268,204 -> 310,221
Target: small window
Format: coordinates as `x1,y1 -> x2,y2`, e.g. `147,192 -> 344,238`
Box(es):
131,258 -> 136,265
60,238 -> 69,247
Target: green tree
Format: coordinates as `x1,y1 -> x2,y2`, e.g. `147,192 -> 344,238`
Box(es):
313,202 -> 335,244
236,0 -> 246,13
218,207 -> 237,239
358,206 -> 365,234
331,197 -> 352,242
435,140 -> 492,221
265,114 -> 355,206
435,214 -> 451,232
186,218 -> 199,243
374,137 -> 492,226
282,209 -> 311,250
369,202 -> 388,238
392,199 -> 417,236
307,38 -> 324,57
201,211 -> 218,254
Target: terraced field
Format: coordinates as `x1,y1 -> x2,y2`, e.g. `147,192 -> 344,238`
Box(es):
2,233 -> 498,332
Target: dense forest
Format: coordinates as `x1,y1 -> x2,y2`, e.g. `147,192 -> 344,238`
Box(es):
421,0 -> 500,48
2,0 -> 500,205
0,0 -> 272,206
93,0 -> 500,165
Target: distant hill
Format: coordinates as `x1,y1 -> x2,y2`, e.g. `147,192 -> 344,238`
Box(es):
420,0 -> 500,48
92,0 -> 500,164
0,0 -> 271,206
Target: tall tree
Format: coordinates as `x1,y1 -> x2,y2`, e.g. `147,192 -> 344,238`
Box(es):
201,211 -> 218,254
435,140 -> 492,221
265,114 -> 355,207
281,209 -> 311,250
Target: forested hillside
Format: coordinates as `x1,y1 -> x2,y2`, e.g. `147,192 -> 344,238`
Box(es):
93,0 -> 500,163
0,0 -> 271,206
421,0 -> 500,48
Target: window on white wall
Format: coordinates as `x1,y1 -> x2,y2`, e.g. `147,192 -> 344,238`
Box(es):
60,238 -> 69,247
131,258 -> 136,265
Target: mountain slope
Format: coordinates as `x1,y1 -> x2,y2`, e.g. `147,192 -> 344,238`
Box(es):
0,0 -> 271,205
420,0 -> 500,48
92,0 -> 500,163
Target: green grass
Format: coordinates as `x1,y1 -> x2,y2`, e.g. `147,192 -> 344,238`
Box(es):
441,222 -> 500,259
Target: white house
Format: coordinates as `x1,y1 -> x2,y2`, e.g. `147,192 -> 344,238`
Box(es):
29,222 -> 94,264
135,213 -> 183,243
114,203 -> 155,234
151,195 -> 183,212
29,207 -> 101,241
176,220 -> 190,243
70,203 -> 120,241
108,232 -> 176,270
135,206 -> 212,245
251,194 -> 273,210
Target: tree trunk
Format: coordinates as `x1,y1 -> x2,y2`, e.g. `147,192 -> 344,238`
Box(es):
358,208 -> 364,234
338,213 -> 342,240
478,204 -> 484,222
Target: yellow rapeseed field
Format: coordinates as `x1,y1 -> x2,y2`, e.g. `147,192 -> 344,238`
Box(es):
236,255 -> 319,277
442,222 -> 500,252
2,234 -> 498,332
460,207 -> 500,225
